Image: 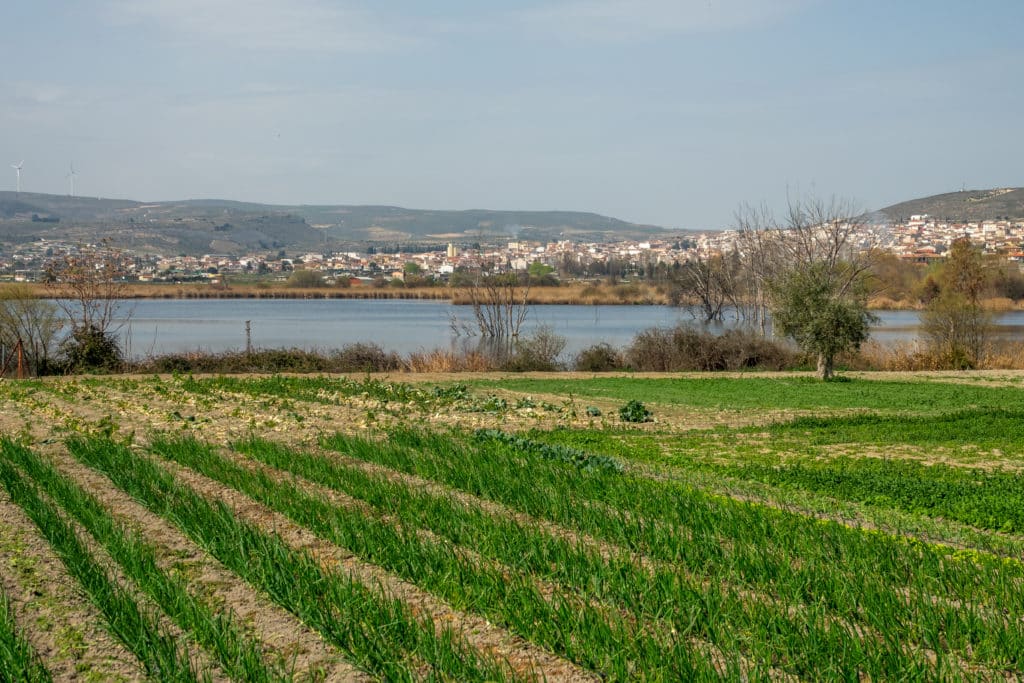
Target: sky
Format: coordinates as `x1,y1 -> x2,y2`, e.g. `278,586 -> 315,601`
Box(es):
3,0 -> 1023,229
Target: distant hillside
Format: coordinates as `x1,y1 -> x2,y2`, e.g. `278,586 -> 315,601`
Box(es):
174,200 -> 664,242
879,188 -> 1024,223
0,192 -> 666,255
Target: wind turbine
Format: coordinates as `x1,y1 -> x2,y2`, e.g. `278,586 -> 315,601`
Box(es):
67,162 -> 77,197
11,161 -> 23,195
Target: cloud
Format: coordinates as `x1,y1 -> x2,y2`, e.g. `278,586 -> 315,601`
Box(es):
103,0 -> 414,53
517,0 -> 810,42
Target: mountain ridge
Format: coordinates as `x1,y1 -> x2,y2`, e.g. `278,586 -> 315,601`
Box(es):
3,187 -> 1023,256
0,192 -> 667,254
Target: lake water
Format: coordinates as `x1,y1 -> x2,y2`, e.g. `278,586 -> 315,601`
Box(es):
111,299 -> 1024,359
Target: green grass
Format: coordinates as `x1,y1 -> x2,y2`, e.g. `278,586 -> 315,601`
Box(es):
0,590 -> 52,683
530,409 -> 1024,533
759,408 -> 1024,451
468,376 -> 1024,413
713,455 -> 1024,533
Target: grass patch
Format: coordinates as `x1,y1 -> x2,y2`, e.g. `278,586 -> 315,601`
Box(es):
469,376 -> 1024,413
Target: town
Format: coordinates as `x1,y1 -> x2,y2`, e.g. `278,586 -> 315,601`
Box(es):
2,214 -> 1024,286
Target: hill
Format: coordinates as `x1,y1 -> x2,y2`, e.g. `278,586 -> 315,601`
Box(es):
878,187 -> 1024,223
0,192 -> 667,255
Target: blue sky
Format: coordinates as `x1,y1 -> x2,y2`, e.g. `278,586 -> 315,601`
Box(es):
3,1 -> 1022,228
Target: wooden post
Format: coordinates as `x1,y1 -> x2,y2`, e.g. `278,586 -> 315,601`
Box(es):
16,339 -> 25,379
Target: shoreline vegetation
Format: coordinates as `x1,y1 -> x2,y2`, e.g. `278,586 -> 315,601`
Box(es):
18,281 -> 1024,310
93,332 -> 1024,375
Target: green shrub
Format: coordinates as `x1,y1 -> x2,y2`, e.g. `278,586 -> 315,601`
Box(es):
573,343 -> 623,371
618,400 -> 652,423
502,326 -> 566,372
626,325 -> 795,372
59,324 -> 123,373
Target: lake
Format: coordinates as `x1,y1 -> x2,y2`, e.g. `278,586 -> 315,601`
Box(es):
108,299 -> 1024,360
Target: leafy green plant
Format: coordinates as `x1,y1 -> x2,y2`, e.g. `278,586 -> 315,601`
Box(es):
472,429 -> 623,473
618,400 -> 652,423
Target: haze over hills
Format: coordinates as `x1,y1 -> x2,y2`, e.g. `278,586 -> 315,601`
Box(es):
0,192 -> 667,255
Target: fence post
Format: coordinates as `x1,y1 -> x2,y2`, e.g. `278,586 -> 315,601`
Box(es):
16,338 -> 25,379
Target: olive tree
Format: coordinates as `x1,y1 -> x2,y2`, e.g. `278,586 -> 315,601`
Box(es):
767,196 -> 878,379
771,262 -> 876,378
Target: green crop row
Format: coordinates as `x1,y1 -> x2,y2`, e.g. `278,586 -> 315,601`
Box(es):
0,589 -> 51,683
150,434 -> 724,681
759,408 -> 1024,452
233,435 -> 962,679
527,410 -> 1024,532
63,435 -> 516,683
0,439 -> 285,682
323,428 -> 1024,673
712,455 -> 1024,533
473,429 -> 624,472
0,451 -> 203,682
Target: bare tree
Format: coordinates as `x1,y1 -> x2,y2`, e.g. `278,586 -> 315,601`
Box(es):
776,196 -> 876,290
0,284 -> 64,375
921,237 -> 993,367
45,243 -> 131,370
463,266 -> 531,344
734,203 -> 785,335
669,250 -> 741,323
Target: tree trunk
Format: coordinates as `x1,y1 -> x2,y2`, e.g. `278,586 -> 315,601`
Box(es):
817,353 -> 833,380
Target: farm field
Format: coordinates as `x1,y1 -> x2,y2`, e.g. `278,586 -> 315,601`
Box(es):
1,371 -> 1024,680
